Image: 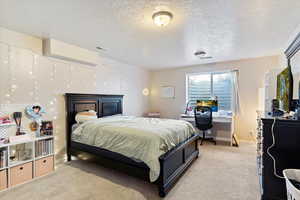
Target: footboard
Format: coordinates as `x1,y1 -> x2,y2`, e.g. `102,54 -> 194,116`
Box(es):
158,134 -> 200,197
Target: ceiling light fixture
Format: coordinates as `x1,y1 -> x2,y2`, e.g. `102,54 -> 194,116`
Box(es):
194,51 -> 212,59
152,11 -> 173,27
96,46 -> 106,51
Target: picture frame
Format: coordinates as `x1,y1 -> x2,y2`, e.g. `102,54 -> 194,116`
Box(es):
40,121 -> 53,136
160,86 -> 175,98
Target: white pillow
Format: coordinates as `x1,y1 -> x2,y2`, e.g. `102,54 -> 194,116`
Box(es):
101,114 -> 122,118
75,110 -> 97,123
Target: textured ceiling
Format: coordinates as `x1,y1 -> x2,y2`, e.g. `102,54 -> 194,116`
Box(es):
0,0 -> 300,69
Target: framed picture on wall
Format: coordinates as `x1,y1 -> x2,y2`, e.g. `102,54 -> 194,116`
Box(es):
160,86 -> 175,98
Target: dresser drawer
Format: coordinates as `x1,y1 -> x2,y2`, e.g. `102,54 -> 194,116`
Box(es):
10,162 -> 33,187
35,156 -> 54,177
0,169 -> 7,190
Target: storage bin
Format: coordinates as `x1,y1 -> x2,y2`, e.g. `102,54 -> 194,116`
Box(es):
0,169 -> 7,190
34,156 -> 54,177
10,162 -> 33,187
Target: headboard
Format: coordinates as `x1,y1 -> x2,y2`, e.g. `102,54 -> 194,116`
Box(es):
65,93 -> 123,151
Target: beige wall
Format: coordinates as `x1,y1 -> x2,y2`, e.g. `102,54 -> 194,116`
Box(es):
149,56 -> 280,140
0,27 -> 151,163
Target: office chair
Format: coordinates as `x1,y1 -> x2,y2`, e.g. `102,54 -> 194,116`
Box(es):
194,106 -> 216,145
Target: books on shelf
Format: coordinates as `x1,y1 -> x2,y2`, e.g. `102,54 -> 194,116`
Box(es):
35,139 -> 53,158
0,149 -> 7,168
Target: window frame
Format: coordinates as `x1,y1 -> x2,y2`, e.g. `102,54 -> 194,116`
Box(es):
186,71 -> 233,111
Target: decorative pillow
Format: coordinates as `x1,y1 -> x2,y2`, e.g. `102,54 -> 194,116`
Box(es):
75,110 -> 97,123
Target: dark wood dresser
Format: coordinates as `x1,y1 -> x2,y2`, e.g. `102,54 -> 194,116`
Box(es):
257,116 -> 300,200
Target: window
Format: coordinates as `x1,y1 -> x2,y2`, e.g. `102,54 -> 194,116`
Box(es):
186,72 -> 233,111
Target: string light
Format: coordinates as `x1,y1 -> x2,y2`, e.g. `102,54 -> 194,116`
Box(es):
66,64 -> 73,89
11,84 -> 17,90
29,53 -> 40,104
0,41 -> 103,152
93,74 -> 97,87
5,45 -> 12,104
34,54 -> 38,65
50,63 -> 56,81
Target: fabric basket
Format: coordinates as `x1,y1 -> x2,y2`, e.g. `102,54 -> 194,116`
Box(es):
283,169 -> 300,200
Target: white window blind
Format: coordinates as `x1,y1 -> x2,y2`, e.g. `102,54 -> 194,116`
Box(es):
187,72 -> 233,111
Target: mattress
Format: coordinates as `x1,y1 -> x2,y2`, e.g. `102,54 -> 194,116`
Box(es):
71,116 -> 196,182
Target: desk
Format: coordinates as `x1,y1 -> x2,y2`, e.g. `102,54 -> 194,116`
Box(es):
179,113 -> 234,146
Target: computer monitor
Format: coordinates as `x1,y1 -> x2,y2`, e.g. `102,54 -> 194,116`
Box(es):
196,100 -> 218,112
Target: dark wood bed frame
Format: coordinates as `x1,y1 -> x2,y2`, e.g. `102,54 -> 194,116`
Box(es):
65,93 -> 200,197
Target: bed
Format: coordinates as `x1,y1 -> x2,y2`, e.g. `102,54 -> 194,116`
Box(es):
65,93 -> 200,197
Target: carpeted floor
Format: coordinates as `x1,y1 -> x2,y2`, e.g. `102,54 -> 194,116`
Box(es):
0,142 -> 259,200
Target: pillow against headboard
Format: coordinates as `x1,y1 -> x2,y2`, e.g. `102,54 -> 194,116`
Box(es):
75,110 -> 97,123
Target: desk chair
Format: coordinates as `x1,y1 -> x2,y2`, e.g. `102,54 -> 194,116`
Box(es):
194,106 -> 216,145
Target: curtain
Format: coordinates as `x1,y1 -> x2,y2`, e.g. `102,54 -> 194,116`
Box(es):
230,69 -> 241,116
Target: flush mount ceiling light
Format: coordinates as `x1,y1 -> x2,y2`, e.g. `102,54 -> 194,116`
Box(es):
194,51 -> 212,59
152,11 -> 173,27
96,46 -> 106,51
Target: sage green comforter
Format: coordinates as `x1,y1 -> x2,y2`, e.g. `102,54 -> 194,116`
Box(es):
72,116 -> 196,182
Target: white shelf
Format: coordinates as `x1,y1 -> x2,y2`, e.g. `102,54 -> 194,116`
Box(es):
9,159 -> 34,168
0,166 -> 8,171
0,143 -> 9,148
7,139 -> 34,147
0,136 -> 53,148
0,126 -> 55,192
0,140 -> 33,148
35,136 -> 54,141
35,153 -> 54,160
0,123 -> 15,128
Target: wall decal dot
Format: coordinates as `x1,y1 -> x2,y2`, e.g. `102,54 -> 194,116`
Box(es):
5,46 -> 13,104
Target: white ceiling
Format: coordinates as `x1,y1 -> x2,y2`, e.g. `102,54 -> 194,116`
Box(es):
0,0 -> 300,70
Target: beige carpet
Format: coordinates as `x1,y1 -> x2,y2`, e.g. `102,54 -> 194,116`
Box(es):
0,142 -> 259,200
